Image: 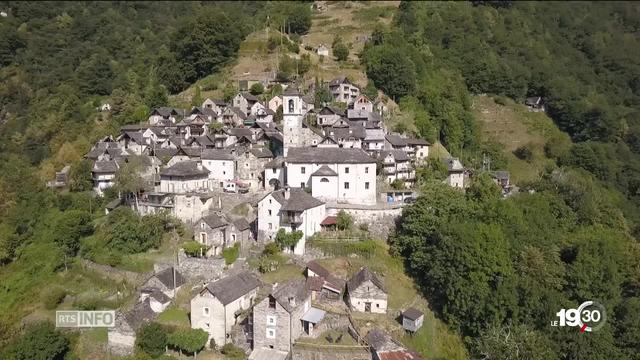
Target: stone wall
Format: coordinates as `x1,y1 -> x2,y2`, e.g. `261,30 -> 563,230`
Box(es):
80,259 -> 146,284
176,251 -> 226,282
326,207 -> 402,239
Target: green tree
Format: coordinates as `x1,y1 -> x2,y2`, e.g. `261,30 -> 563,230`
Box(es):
136,323 -> 167,358
390,179 -> 405,190
249,83 -> 264,96
51,209 -> 93,269
314,84 -> 333,108
2,322 -> 70,360
465,172 -> 502,202
68,159 -> 93,192
333,43 -> 349,61
362,44 -> 416,100
474,324 -> 558,360
336,210 -> 353,231
275,228 -> 303,250
191,86 -> 203,107
167,328 -> 208,357
363,81 -> 378,100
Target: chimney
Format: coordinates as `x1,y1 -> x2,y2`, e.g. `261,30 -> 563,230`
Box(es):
283,187 -> 291,200
288,296 -> 296,307
197,162 -> 203,171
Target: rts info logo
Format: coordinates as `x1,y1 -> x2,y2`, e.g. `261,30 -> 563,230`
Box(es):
551,301 -> 606,333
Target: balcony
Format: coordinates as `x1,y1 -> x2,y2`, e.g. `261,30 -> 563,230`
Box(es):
281,214 -> 303,224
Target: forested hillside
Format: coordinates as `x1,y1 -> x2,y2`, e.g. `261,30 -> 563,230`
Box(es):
360,2 -> 640,359
0,1 -> 312,352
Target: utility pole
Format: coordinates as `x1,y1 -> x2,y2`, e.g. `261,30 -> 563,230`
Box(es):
172,228 -> 178,302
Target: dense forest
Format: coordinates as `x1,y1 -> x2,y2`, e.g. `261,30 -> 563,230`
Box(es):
0,1 -> 312,355
364,1 -> 640,359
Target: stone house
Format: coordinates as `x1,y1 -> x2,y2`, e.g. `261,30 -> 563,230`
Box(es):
190,106 -> 218,123
329,76 -> 360,104
286,147 -> 377,205
201,149 -> 235,187
264,157 -> 285,190
352,94 -> 374,113
194,213 -> 231,257
379,150 -> 414,187
92,160 -> 119,196
257,187 -> 325,255
148,107 -> 184,125
173,193 -> 218,225
252,279 -> 311,355
445,158 -> 465,188
268,95 -> 283,113
191,271 -> 261,347
139,288 -> 172,314
222,106 -> 248,127
384,134 -> 410,152
316,44 -> 329,57
202,98 -> 228,116
117,131 -> 149,155
316,106 -> 345,127
346,267 -> 387,314
232,92 -> 259,116
406,138 -> 430,163
365,328 -> 423,360
363,125 -> 385,153
108,299 -> 157,356
142,266 -> 186,299
159,160 -> 210,193
236,147 -> 274,190
305,260 -> 345,301
323,124 -> 365,149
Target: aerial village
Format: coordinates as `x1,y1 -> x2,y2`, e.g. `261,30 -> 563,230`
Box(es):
80,72 -> 511,360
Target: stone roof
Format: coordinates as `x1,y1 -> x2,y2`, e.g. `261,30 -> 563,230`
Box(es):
142,287 -> 171,304
154,267 -> 186,290
227,127 -> 253,138
306,260 -> 346,292
228,107 -> 248,120
381,150 -> 409,162
179,146 -> 203,157
327,125 -> 366,140
204,271 -> 261,306
347,267 -> 385,293
265,156 -> 285,169
250,148 -> 274,159
329,76 -> 350,87
272,279 -> 310,313
233,218 -> 251,231
201,149 -> 234,161
93,160 -> 119,173
446,158 -> 464,172
154,148 -> 179,160
365,329 -> 403,353
318,106 -> 345,116
191,135 -> 215,147
160,161 -> 209,177
240,92 -> 259,102
268,188 -> 324,212
310,165 -> 338,177
201,213 -> 228,229
283,86 -> 301,96
286,147 -> 375,164
385,134 -> 408,147
306,260 -> 331,278
306,276 -> 324,292
406,138 -> 430,146
403,307 -> 423,321
123,298 -> 157,330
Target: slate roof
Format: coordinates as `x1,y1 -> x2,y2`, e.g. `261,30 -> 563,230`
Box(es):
286,147 -> 375,164
347,267 -> 385,293
262,188 -> 324,212
233,218 -> 251,231
228,107 -> 248,120
283,86 -> 301,96
306,260 -> 331,278
310,165 -> 338,177
403,307 -> 423,321
446,158 -> 464,172
272,278 -> 310,313
227,127 -> 253,138
191,106 -> 218,118
365,329 -> 402,352
318,106 -> 345,116
179,146 -> 203,158
265,156 -> 285,168
250,148 -> 274,158
329,76 -> 350,87
205,271 -> 261,306
201,149 -> 234,161
154,267 -> 186,290
240,92 -> 259,102
123,298 -> 157,330
86,142 -> 118,160
381,150 -> 409,162
160,161 -> 209,177
385,134 -> 408,147
141,287 -> 171,304
153,148 -> 179,160
201,213 -> 228,229
327,125 -> 366,140
306,276 -> 324,292
93,160 -> 119,173
406,138 -> 430,146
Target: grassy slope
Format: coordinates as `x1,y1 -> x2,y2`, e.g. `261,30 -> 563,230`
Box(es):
315,241 -> 468,360
472,95 -> 570,183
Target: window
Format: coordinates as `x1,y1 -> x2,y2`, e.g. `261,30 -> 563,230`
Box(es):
365,167 -> 369,174
269,296 -> 276,309
201,223 -> 205,229
301,182 -> 305,188
245,163 -> 249,168
272,169 -> 277,174
267,328 -> 276,339
269,199 -> 272,204
288,99 -> 294,113
204,322 -> 210,329
203,307 -> 210,316
376,303 -> 380,308
320,178 -> 329,183
267,315 -> 276,326
365,182 -> 369,189
301,167 -> 306,174
223,171 -> 226,175
268,210 -> 272,216
345,167 -> 349,174
344,182 -> 350,189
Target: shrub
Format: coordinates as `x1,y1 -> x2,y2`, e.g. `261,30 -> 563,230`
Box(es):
391,179 -> 405,190
333,42 -> 349,61
358,223 -> 369,232
263,242 -> 280,256
249,83 -> 264,95
221,343 -> 246,360
275,228 -> 303,250
183,241 -> 207,257
336,210 -> 353,231
136,323 -> 167,358
513,145 -> 534,162
222,243 -> 240,265
42,287 -> 67,310
167,328 -> 208,355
